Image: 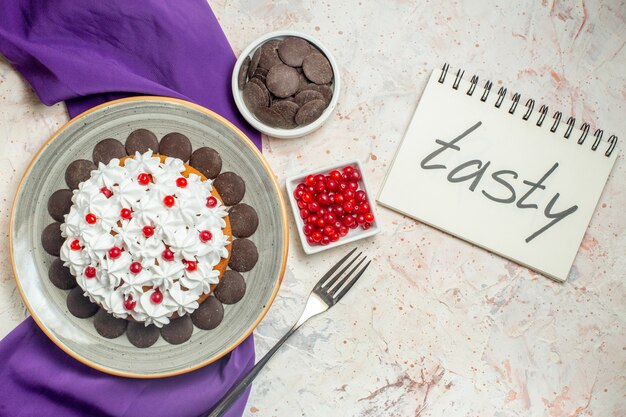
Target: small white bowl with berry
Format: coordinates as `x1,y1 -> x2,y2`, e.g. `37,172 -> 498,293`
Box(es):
286,160 -> 380,254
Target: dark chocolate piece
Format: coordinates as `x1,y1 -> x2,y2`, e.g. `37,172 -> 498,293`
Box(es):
238,56 -> 251,89
302,53 -> 333,85
266,63 -> 300,98
66,287 -> 98,318
65,159 -> 96,190
126,129 -> 159,155
278,36 -> 313,67
48,258 -> 76,290
93,309 -> 128,339
294,90 -> 325,107
189,147 -> 222,179
228,203 -> 259,238
214,270 -> 246,304
270,101 -> 299,128
160,315 -> 193,345
258,39 -> 282,70
254,106 -> 287,127
47,189 -> 73,222
295,99 -> 327,126
243,82 -> 269,111
41,222 -> 64,257
301,84 -> 333,105
213,172 -> 245,206
126,322 -> 160,348
248,48 -> 262,79
159,132 -> 192,162
191,296 -> 224,330
92,138 -> 126,165
228,238 -> 258,272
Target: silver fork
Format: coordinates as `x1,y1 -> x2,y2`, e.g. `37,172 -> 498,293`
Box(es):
205,248 -> 371,417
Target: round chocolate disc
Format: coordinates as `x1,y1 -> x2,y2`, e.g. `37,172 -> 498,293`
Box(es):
258,39 -> 282,70
47,189 -> 73,222
238,55 -> 251,89
159,132 -> 192,162
278,36 -> 313,67
229,203 -> 259,238
66,287 -> 98,318
41,222 -> 64,257
65,159 -> 96,190
266,63 -> 300,98
160,315 -> 193,345
242,82 -> 269,111
48,258 -> 76,290
191,296 -> 224,330
270,101 -> 299,128
295,99 -> 327,126
247,48 -> 262,79
189,147 -> 222,179
213,172 -> 245,206
92,138 -> 126,165
126,129 -> 159,155
126,322 -> 160,348
93,309 -> 128,339
294,90 -> 325,107
302,84 -> 333,104
214,270 -> 246,304
228,238 -> 258,272
254,106 -> 287,128
302,53 -> 333,85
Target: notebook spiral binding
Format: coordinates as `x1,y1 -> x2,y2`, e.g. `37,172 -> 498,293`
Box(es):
438,63 -> 618,157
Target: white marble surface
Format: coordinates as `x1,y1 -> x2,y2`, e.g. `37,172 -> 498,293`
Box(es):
0,1 -> 624,416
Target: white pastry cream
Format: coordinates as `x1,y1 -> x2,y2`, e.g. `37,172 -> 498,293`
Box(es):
60,151 -> 230,327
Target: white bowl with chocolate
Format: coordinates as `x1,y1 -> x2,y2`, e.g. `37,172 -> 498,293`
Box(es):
232,30 -> 340,139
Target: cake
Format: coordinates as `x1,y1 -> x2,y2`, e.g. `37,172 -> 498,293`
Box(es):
59,150 -> 231,328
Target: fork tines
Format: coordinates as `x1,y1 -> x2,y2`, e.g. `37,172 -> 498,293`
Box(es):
315,248 -> 370,304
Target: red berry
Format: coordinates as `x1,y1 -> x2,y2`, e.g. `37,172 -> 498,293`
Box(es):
186,260 -> 197,272
199,230 -> 213,242
329,194 -> 336,204
317,193 -> 330,206
162,248 -> 175,261
308,202 -> 320,212
356,190 -> 367,202
321,236 -> 330,246
349,222 -> 358,229
129,262 -> 142,274
326,179 -> 338,191
306,235 -> 316,245
312,231 -> 323,242
334,205 -> 344,217
151,289 -> 163,304
294,189 -> 305,200
123,296 -> 136,311
359,202 -> 370,214
297,200 -> 306,209
299,208 -> 310,219
84,266 -> 96,278
343,166 -> 355,175
163,195 -> 175,207
305,185 -> 315,194
206,196 -> 218,208
356,214 -> 366,224
343,215 -> 355,227
142,225 -> 155,237
303,224 -> 314,236
339,226 -> 349,236
323,225 -> 334,236
137,173 -> 151,185
302,193 -> 313,203
343,201 -> 354,213
316,217 -> 326,228
176,177 -> 188,188
364,212 -> 375,223
330,233 -> 340,242
329,170 -> 342,181
318,208 -> 327,216
307,215 -> 318,225
314,174 -> 324,183
334,221 -> 343,230
304,175 -> 316,186
120,208 -> 132,220
338,182 -> 348,192
108,246 -> 122,259
296,183 -> 305,191
345,190 -> 355,200
314,181 -> 325,193
85,213 -> 97,224
362,222 -> 372,230
100,187 -> 113,198
70,239 -> 81,250
351,170 -> 362,181
324,213 -> 336,224
347,181 -> 358,191
341,173 -> 350,182
334,193 -> 345,204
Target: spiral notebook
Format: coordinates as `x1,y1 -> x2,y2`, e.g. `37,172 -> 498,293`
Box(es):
378,64 -> 619,282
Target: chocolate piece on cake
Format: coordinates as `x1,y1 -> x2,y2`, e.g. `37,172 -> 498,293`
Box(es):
213,172 -> 246,206
66,287 -> 98,318
48,258 -> 77,290
214,270 -> 246,304
159,132 -> 192,162
228,203 -> 258,238
126,129 -> 159,155
65,159 -> 96,190
41,222 -> 64,256
47,189 -> 73,222
94,309 -> 128,339
160,315 -> 193,345
228,238 -> 258,272
191,296 -> 224,330
189,147 -> 222,179
92,138 -> 126,165
127,322 -> 160,348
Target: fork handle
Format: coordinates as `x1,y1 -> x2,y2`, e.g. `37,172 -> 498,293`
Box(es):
203,326 -> 298,417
